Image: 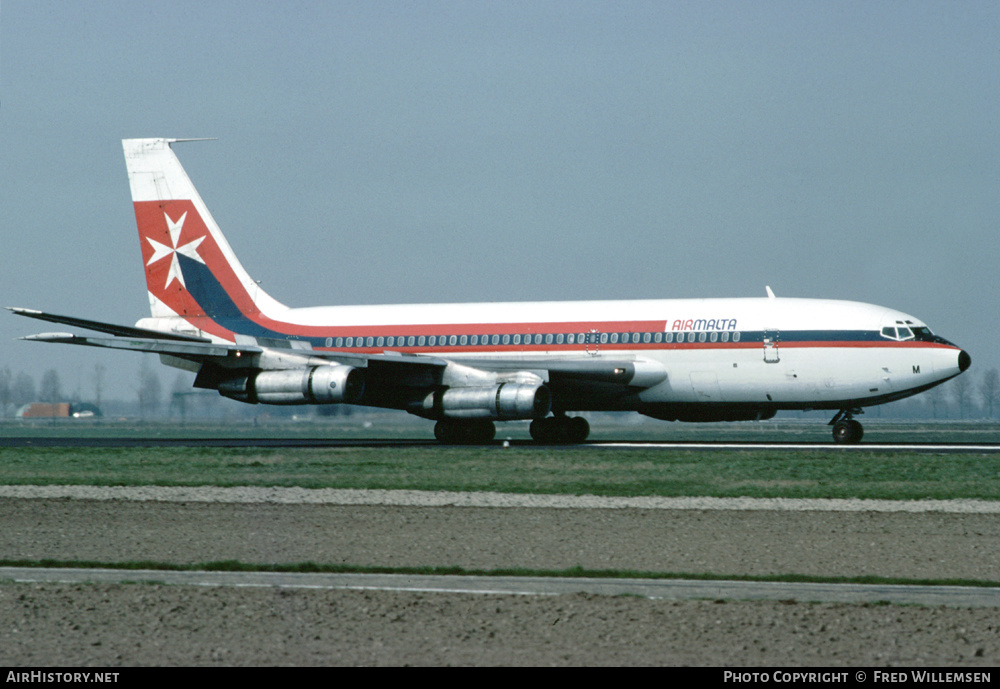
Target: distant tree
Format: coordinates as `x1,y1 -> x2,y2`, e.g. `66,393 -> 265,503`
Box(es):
980,368 -> 1000,419
926,383 -> 947,419
137,358 -> 162,419
951,374 -> 973,420
93,363 -> 106,411
12,372 -> 36,411
39,369 -> 62,404
0,367 -> 11,416
169,373 -> 191,421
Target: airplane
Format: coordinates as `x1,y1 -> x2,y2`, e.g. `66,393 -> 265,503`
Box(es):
10,138 -> 971,444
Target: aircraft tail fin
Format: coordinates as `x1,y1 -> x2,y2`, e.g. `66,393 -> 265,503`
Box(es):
122,138 -> 288,337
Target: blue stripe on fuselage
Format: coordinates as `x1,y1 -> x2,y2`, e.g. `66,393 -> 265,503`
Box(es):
179,254 -> 292,340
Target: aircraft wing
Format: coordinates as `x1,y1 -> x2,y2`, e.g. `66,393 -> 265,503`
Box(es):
10,308 -> 666,401
10,307 -> 446,371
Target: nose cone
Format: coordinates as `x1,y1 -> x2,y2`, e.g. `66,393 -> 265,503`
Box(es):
959,350 -> 972,373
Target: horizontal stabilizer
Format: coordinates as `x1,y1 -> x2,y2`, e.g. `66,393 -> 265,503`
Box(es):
7,307 -> 209,342
18,332 -> 246,358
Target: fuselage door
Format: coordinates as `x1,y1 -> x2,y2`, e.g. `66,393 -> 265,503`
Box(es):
585,328 -> 601,357
763,329 -> 780,363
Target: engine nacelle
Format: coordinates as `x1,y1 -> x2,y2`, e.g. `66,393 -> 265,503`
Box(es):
435,383 -> 551,420
218,365 -> 365,405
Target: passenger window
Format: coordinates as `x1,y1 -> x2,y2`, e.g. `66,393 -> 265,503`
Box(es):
447,335 -> 456,346
654,333 -> 663,343
721,332 -> 729,343
513,334 -> 521,345
698,332 -> 707,343
600,333 -> 608,344
643,332 -> 651,343
502,334 -> 510,345
545,334 -> 553,345
346,337 -> 354,347
710,332 -> 718,342
567,334 -> 576,344
733,332 -> 741,342
610,333 -> 619,344
336,337 -> 344,347
376,337 -> 384,347
665,333 -> 674,343
366,337 -> 374,347
556,334 -> 564,344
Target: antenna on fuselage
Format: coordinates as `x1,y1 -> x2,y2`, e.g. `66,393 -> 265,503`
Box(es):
765,285 -> 776,299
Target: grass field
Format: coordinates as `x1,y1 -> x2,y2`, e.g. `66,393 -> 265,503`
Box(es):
2,418 -> 1000,500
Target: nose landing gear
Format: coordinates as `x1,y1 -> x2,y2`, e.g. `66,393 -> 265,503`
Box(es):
829,408 -> 864,444
529,414 -> 590,444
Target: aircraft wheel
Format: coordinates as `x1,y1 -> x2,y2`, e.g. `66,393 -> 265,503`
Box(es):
530,416 -> 589,444
832,419 -> 863,444
848,419 -> 864,443
529,418 -> 554,443
435,420 -> 496,444
567,416 -> 590,443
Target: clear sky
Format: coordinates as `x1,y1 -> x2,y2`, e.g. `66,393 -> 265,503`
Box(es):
2,1 -> 998,405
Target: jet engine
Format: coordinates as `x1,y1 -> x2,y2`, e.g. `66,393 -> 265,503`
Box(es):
427,383 -> 551,420
218,365 -> 364,405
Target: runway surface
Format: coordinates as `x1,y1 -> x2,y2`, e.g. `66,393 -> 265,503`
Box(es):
3,435 -> 1000,452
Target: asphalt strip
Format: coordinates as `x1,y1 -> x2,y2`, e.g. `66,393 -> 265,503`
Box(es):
0,485 -> 998,512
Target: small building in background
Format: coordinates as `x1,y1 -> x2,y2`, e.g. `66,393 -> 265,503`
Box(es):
16,402 -> 102,419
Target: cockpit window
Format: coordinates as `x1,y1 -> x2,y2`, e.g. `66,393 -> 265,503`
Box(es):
882,325 -> 917,342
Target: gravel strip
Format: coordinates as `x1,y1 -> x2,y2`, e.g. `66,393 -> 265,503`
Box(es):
1,485 -> 998,513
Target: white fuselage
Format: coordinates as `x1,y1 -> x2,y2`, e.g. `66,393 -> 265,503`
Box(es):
141,295 -> 966,412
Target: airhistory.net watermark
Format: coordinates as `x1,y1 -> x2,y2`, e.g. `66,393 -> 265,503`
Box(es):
6,673 -> 119,683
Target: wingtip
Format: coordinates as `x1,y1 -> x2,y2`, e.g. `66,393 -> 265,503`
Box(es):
20,332 -> 76,341
166,137 -> 218,144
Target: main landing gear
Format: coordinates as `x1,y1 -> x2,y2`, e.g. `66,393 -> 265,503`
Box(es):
829,408 -> 864,444
434,419 -> 496,444
529,414 -> 590,444
433,414 -> 591,444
